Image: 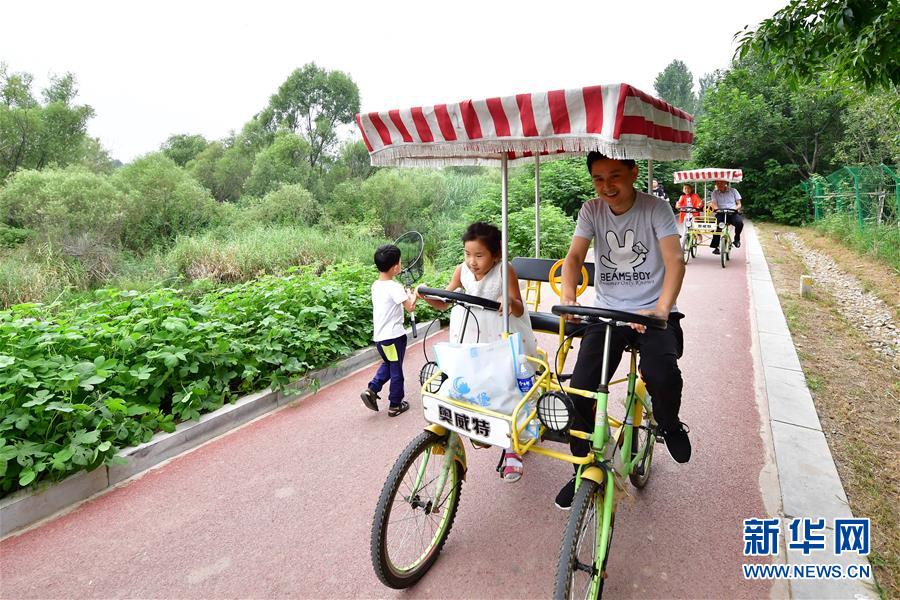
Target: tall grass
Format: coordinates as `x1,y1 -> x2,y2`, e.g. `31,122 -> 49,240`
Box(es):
167,224 -> 381,283
813,214 -> 900,272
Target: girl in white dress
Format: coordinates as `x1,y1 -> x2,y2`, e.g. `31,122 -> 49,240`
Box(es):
418,222 -> 537,482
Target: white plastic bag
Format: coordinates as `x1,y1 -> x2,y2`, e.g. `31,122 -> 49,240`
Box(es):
433,333 -> 537,441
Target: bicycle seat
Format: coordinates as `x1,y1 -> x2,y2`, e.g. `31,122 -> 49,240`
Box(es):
551,305 -> 667,330
529,311 -> 588,337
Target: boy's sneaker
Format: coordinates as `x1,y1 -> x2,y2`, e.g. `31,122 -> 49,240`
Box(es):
734,239 -> 741,248
388,400 -> 410,417
555,477 -> 577,510
360,388 -> 379,412
712,248 -> 721,255
658,422 -> 691,463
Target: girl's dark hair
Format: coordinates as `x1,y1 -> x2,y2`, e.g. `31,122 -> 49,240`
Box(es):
461,222 -> 501,258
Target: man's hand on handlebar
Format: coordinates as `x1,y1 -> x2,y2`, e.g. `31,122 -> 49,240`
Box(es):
632,308 -> 668,334
560,295 -> 580,323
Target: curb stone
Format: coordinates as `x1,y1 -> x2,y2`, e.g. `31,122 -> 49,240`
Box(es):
745,222 -> 875,598
0,319 -> 442,538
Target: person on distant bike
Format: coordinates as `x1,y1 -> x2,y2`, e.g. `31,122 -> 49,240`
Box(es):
554,152 -> 690,511
709,180 -> 744,252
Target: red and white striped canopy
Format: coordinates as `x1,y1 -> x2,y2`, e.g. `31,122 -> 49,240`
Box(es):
355,84 -> 693,167
674,168 -> 743,183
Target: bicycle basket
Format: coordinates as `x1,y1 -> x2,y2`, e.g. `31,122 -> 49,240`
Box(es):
419,361 -> 447,394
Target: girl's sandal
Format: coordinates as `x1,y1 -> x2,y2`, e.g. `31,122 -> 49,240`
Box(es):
387,400 -> 409,417
501,452 -> 523,483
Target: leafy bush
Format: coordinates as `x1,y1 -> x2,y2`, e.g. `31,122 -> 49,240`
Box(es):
0,262 -> 377,495
241,184 -> 321,226
113,153 -> 220,251
0,224 -> 33,248
0,167 -> 123,247
167,224 -> 377,283
324,169 -> 448,238
243,133 -> 313,198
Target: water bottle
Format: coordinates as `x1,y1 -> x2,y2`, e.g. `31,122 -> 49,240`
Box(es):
515,355 -> 540,441
516,354 -> 535,394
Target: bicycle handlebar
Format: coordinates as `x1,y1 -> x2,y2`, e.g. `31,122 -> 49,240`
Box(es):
550,305 -> 667,330
416,286 -> 501,311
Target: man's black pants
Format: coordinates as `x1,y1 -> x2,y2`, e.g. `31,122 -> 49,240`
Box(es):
710,212 -> 743,248
568,313 -> 684,460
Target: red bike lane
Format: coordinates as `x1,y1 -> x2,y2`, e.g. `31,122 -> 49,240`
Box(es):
0,242 -> 774,599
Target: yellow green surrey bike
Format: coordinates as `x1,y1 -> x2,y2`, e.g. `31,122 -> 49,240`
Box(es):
356,81 -> 693,599
370,288 -> 666,599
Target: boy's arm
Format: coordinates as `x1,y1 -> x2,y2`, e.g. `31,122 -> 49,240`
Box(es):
402,289 -> 417,312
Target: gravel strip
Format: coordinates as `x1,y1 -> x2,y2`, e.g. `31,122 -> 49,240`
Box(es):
779,232 -> 899,361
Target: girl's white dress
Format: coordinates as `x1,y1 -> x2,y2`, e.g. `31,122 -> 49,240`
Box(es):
448,262 -> 538,357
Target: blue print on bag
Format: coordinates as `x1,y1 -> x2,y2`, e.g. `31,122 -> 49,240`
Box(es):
474,392 -> 491,407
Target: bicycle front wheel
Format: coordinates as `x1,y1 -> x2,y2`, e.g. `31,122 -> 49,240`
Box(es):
720,234 -> 727,268
554,478 -> 615,600
681,234 -> 691,265
371,430 -> 463,589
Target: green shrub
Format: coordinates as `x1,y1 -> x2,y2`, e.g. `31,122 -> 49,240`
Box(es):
0,167 -> 123,247
0,262 -> 377,495
113,153 -> 219,251
0,224 -> 34,248
243,133 -> 313,197
242,184 -> 320,226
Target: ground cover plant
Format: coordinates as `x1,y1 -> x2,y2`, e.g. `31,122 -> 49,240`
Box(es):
0,262 -> 379,496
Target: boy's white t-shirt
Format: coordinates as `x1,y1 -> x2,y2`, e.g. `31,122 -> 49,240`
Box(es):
372,280 -> 408,342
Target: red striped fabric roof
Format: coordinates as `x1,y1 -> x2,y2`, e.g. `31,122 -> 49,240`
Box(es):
355,84 -> 693,167
674,168 -> 744,183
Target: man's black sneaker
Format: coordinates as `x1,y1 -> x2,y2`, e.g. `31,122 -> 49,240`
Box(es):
712,248 -> 721,255
658,422 -> 691,463
555,477 -> 577,510
734,240 -> 741,248
360,388 -> 379,411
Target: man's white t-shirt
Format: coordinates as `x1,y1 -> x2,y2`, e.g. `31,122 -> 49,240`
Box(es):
372,280 -> 408,342
574,190 -> 679,312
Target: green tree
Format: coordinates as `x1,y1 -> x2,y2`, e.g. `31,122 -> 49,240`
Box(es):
161,134 -> 209,167
243,132 -> 313,197
834,89 -> 900,164
186,142 -> 251,202
0,67 -> 94,179
654,60 -> 697,113
260,63 -> 360,170
693,54 -> 847,223
737,0 -> 900,90
76,137 -> 114,174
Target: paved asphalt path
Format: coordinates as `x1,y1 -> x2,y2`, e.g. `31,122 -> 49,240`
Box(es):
1,237 -> 774,599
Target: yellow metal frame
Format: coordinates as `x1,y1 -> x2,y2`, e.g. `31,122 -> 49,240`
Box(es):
419,321 -> 645,469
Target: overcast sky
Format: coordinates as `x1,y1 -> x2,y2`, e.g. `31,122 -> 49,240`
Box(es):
3,0 -> 788,162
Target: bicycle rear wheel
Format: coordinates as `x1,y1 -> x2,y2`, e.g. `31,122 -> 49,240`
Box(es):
629,398 -> 656,489
554,478 -> 615,599
371,430 -> 463,588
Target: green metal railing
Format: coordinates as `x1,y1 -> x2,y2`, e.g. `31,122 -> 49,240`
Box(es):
803,164 -> 899,265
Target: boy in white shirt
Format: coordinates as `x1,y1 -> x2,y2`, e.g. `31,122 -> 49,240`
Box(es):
361,244 -> 417,416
